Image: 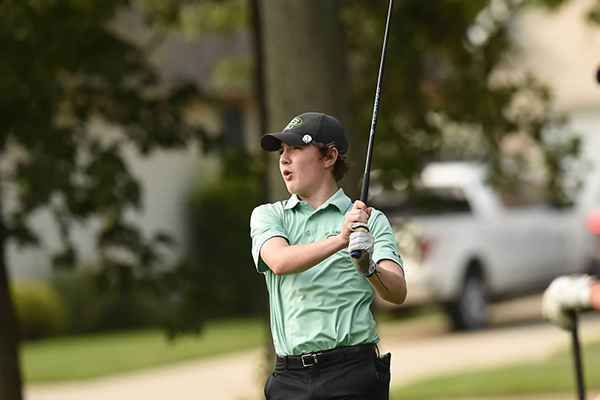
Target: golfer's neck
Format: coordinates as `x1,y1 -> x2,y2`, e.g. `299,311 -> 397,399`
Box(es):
297,180 -> 339,210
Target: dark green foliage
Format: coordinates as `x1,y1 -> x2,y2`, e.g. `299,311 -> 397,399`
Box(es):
0,0 -> 209,273
51,271 -> 173,335
10,280 -> 68,340
186,170 -> 265,319
0,4 -> 216,396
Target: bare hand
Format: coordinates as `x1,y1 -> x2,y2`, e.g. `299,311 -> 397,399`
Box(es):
340,201 -> 372,245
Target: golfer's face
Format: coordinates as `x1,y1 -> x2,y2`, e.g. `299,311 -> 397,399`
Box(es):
279,143 -> 325,196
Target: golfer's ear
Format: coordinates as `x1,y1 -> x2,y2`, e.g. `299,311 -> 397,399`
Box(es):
324,147 -> 338,167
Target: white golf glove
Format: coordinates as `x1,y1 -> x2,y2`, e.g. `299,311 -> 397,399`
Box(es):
348,222 -> 376,277
542,275 -> 593,331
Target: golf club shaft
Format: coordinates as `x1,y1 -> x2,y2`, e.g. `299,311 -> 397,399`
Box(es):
351,0 -> 394,259
571,311 -> 586,400
360,0 -> 393,204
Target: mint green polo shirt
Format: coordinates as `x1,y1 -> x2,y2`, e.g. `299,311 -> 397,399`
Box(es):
250,188 -> 403,356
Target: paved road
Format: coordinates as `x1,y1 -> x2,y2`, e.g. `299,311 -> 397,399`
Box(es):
380,298 -> 600,387
25,295 -> 600,400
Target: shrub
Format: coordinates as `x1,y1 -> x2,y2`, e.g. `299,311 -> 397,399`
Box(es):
52,270 -> 172,334
187,175 -> 266,319
10,280 -> 68,340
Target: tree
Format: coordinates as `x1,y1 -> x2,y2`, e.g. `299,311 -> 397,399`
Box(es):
342,0 -> 596,203
0,1 -> 211,399
138,0 -> 600,206
259,0 -> 361,201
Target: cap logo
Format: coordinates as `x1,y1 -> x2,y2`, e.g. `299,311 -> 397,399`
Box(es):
284,117 -> 303,131
302,134 -> 312,144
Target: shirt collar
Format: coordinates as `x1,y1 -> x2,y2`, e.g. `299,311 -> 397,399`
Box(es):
284,188 -> 351,212
284,194 -> 301,210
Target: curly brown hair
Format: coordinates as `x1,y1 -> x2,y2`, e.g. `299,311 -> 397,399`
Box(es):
312,141 -> 350,181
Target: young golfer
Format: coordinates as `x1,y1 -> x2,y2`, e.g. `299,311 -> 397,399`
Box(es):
250,112 -> 407,399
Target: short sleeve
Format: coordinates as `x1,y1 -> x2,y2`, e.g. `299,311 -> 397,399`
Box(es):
250,204 -> 288,273
369,210 -> 404,271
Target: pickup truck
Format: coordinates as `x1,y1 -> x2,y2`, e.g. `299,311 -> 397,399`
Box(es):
371,162 -> 586,330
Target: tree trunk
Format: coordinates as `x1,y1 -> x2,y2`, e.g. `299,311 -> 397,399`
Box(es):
0,189 -> 23,400
259,0 -> 361,201
251,0 -> 270,206
250,0 -> 277,382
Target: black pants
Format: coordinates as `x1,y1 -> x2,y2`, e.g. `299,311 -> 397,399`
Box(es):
264,349 -> 391,400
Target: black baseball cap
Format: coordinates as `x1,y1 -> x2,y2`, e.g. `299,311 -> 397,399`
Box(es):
260,112 -> 349,154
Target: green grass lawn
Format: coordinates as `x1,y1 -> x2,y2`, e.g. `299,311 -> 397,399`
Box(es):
21,318 -> 266,382
391,337 -> 600,399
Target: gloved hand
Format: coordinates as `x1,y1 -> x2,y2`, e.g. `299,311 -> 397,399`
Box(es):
348,222 -> 376,277
542,275 -> 593,331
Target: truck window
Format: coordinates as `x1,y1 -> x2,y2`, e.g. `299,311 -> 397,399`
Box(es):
374,187 -> 471,216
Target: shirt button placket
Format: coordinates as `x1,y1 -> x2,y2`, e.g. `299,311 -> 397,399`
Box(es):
305,215 -> 313,239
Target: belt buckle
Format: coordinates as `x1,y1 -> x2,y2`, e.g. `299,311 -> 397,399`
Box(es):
301,353 -> 318,367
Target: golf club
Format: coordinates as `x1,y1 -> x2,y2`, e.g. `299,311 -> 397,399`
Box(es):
351,0 -> 394,259
570,311 -> 586,400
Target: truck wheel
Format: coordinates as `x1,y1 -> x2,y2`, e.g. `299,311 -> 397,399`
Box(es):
446,270 -> 489,331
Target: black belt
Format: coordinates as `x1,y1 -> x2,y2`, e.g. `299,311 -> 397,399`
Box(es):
276,343 -> 377,368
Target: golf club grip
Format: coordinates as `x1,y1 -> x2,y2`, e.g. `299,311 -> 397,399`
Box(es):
352,0 -> 394,260
570,311 -> 586,400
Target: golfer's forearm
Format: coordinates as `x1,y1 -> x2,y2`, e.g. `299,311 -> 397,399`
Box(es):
263,236 -> 346,275
368,260 -> 407,305
591,281 -> 600,312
